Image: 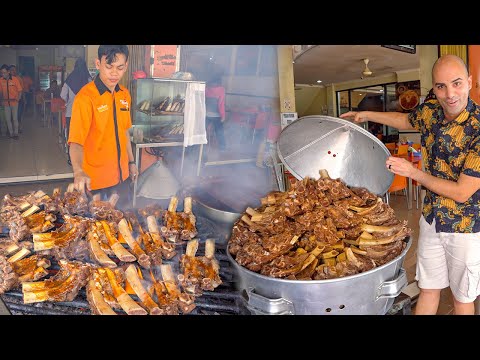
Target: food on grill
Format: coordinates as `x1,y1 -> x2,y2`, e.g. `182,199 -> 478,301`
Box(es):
89,193 -> 124,222
99,220 -> 136,262
25,211 -> 56,233
32,215 -> 89,261
124,264 -> 162,315
161,196 -> 198,242
1,187 -> 222,315
86,277 -> 117,315
103,267 -> 147,315
118,218 -> 151,269
229,170 -> 411,280
138,203 -> 163,219
61,185 -> 89,216
0,246 -> 51,295
160,264 -> 196,314
124,211 -> 163,266
22,259 -> 91,304
149,269 -> 179,315
87,222 -> 117,268
178,239 -> 222,295
146,215 -> 176,259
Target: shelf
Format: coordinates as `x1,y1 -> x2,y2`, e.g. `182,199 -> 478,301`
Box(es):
136,109 -> 184,116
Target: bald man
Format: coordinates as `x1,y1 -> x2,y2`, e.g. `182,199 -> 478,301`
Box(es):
341,55 -> 480,315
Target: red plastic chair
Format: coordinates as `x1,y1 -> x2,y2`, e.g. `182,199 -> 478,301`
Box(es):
51,98 -> 65,113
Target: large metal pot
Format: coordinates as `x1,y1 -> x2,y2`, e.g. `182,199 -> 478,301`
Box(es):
227,238 -> 410,315
192,198 -> 241,244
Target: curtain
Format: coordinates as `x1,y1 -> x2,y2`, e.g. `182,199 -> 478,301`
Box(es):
120,45 -> 146,92
439,45 -> 468,65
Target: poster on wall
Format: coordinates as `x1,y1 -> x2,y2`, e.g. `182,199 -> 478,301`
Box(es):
395,80 -> 420,113
151,45 -> 178,78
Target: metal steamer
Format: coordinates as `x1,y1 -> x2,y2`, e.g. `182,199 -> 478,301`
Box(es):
229,115 -> 410,315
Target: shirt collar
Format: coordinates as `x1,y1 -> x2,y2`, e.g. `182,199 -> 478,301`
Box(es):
94,75 -> 122,95
436,97 -> 475,126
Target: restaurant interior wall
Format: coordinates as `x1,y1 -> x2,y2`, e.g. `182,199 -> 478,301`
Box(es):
294,85 -> 327,117
468,45 -> 480,104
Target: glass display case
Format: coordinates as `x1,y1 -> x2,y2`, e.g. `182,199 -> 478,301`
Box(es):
131,78 -> 205,143
131,78 -> 206,207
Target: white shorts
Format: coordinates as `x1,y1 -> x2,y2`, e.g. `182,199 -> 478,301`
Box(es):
415,216 -> 480,303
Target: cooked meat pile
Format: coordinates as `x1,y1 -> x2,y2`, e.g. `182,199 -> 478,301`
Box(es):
0,188 -> 219,315
228,171 -> 411,280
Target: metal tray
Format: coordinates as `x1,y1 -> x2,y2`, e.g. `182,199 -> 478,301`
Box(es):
277,115 -> 393,195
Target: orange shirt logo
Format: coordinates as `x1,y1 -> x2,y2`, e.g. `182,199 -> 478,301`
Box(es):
97,104 -> 109,112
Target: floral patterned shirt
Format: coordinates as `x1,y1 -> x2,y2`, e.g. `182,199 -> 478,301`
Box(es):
408,97 -> 480,233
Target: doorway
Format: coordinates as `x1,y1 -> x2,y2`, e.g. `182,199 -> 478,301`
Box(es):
18,56 -> 35,111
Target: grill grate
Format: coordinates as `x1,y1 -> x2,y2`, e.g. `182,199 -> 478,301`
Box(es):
1,215 -> 249,316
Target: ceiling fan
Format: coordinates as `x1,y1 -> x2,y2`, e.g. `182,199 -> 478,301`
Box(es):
361,58 -> 373,78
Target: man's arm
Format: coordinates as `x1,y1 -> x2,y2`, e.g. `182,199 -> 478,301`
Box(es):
69,142 -> 91,194
340,111 -> 415,131
387,157 -> 480,203
415,168 -> 480,203
126,130 -> 138,181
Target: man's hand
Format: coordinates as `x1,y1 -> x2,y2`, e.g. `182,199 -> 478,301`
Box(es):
129,163 -> 139,182
73,169 -> 91,194
339,111 -> 368,124
385,156 -> 418,178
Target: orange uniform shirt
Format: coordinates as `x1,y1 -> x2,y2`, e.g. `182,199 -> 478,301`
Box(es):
0,76 -> 23,106
68,76 -> 132,190
22,76 -> 33,92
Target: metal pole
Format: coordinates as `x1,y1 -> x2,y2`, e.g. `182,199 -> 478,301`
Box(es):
133,145 -> 139,208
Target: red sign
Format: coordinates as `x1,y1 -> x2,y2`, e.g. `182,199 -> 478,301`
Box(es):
150,45 -> 177,78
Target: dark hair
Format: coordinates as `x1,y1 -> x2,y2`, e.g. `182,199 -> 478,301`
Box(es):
98,45 -> 129,64
0,64 -> 9,71
8,65 -> 16,70
207,70 -> 224,86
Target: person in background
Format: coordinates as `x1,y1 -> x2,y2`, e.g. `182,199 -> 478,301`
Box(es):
205,71 -> 226,151
21,72 -> 33,114
61,58 -> 92,165
44,79 -> 61,100
68,45 -> 138,207
44,79 -> 62,126
340,54 -> 480,315
0,64 -> 23,140
9,65 -> 24,133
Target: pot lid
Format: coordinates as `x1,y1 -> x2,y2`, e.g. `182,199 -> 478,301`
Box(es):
276,115 -> 393,195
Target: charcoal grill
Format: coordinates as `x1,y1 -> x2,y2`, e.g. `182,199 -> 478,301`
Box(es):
0,216 -> 250,315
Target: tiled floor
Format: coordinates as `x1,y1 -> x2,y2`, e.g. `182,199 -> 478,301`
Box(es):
387,191 -> 455,315
0,106 -> 73,183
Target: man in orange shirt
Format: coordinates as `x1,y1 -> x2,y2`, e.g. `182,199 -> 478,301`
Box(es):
0,64 -> 23,139
9,65 -> 25,132
68,45 -> 138,206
